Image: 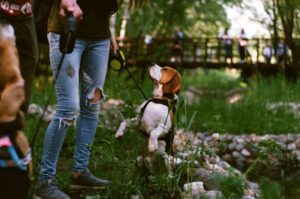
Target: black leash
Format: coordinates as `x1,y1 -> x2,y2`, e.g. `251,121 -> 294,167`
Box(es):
124,66 -> 147,100
109,49 -> 147,100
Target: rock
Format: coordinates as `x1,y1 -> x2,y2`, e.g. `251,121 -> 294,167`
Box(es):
232,151 -> 240,158
237,138 -> 244,144
192,168 -> 219,190
242,196 -> 255,199
287,143 -> 296,151
222,154 -> 233,163
212,133 -> 220,140
217,160 -> 231,170
246,181 -> 260,196
228,142 -> 236,150
131,195 -> 140,199
235,143 -> 244,151
201,190 -> 223,199
241,149 -> 251,157
183,181 -> 205,196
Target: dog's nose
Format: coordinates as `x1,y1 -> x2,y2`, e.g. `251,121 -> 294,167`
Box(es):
148,62 -> 156,68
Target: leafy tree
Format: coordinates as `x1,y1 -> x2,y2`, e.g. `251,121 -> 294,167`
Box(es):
115,0 -> 242,38
263,0 -> 300,63
276,0 -> 300,64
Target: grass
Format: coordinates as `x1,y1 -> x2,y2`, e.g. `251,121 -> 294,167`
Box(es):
181,69 -> 300,134
25,67 -> 300,198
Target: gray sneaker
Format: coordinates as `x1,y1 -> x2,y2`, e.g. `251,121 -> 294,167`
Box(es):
33,179 -> 70,199
69,169 -> 112,190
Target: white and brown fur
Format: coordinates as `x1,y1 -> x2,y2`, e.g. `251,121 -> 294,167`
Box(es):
115,64 -> 181,173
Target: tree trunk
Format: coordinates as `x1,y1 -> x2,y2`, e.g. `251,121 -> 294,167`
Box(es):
276,0 -> 298,64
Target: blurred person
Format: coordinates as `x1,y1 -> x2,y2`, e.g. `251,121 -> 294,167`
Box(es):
0,0 -> 39,113
262,41 -> 274,64
277,39 -> 289,64
221,27 -> 233,64
238,28 -> 248,63
170,27 -> 184,63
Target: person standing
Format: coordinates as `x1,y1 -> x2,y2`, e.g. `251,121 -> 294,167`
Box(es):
221,27 -> 233,64
238,28 -> 248,63
34,0 -> 118,198
277,39 -> 289,64
262,41 -> 274,64
0,0 -> 39,113
170,27 -> 184,63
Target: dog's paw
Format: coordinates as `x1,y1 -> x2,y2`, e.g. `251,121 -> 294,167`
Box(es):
114,130 -> 124,138
148,140 -> 158,153
115,121 -> 127,138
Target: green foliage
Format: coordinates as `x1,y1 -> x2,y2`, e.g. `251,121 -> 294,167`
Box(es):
182,70 -> 300,134
259,177 -> 282,199
117,0 -> 242,38
213,169 -> 247,199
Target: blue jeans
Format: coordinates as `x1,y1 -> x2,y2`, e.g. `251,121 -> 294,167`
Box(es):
39,33 -> 110,181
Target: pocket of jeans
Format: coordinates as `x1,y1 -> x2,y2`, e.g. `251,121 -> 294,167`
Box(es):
47,32 -> 60,48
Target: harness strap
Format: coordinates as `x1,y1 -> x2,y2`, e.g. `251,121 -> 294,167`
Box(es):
0,136 -> 30,171
139,97 -> 178,155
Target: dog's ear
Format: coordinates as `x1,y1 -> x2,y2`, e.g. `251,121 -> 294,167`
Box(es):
160,67 -> 181,94
159,67 -> 176,84
162,73 -> 181,94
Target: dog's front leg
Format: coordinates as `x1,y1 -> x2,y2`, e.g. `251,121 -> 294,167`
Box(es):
115,117 -> 138,138
148,126 -> 168,152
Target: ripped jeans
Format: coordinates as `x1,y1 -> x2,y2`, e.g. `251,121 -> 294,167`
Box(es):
39,33 -> 110,181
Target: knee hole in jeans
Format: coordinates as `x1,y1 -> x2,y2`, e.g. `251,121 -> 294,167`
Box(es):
89,88 -> 102,103
62,119 -> 73,126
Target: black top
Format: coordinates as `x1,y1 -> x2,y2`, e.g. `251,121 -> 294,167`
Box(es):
48,0 -> 116,39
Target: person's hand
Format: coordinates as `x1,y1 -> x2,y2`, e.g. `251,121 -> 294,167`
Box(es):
59,0 -> 83,20
110,37 -> 119,54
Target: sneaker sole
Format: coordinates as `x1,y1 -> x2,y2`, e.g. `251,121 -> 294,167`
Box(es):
69,184 -> 108,190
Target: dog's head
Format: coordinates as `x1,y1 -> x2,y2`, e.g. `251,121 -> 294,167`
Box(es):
0,23 -> 25,122
149,64 -> 181,98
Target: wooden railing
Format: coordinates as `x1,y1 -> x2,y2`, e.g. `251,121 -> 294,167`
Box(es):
116,36 -> 299,67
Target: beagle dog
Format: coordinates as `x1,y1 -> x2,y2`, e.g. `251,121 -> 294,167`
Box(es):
115,64 -> 181,172
0,23 -> 32,198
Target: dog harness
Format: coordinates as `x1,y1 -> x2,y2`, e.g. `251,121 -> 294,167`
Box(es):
0,113 -> 31,171
139,94 -> 177,118
0,136 -> 30,171
139,94 -> 178,154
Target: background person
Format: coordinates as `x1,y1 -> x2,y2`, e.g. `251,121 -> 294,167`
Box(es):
0,0 -> 39,113
238,28 -> 248,63
262,41 -> 274,64
170,27 -> 184,63
221,27 -> 233,64
277,39 -> 289,64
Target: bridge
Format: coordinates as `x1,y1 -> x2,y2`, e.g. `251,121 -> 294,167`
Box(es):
116,37 -> 300,78
36,36 -> 300,79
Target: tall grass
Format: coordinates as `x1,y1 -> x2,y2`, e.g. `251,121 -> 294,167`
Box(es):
181,69 -> 300,134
